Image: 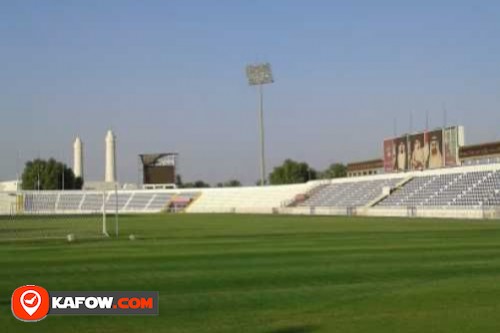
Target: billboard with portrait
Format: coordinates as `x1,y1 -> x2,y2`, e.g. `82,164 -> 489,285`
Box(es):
393,136 -> 409,171
426,130 -> 444,169
383,139 -> 396,173
443,126 -> 459,167
408,132 -> 427,171
384,136 -> 410,172
384,128 -> 456,172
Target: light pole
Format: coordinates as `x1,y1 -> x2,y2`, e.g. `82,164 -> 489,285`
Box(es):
245,62 -> 274,186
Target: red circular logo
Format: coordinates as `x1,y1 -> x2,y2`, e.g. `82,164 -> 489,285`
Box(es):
11,285 -> 49,322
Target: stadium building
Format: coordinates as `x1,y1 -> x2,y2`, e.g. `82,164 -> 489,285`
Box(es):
1,125 -> 499,220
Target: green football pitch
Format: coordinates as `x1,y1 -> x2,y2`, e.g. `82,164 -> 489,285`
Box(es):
2,214 -> 500,333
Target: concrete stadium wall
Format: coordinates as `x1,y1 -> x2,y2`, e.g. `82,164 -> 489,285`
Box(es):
278,206 -> 499,220
0,192 -> 16,215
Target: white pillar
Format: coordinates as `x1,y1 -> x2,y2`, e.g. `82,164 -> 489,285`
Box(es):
105,130 -> 116,183
73,137 -> 83,179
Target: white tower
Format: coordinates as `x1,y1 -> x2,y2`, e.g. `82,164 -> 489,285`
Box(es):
73,137 -> 84,180
105,130 -> 117,183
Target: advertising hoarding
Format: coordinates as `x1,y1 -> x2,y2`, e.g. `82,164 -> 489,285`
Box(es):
384,127 -> 460,172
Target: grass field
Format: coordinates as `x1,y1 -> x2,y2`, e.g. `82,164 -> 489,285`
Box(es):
2,214 -> 500,333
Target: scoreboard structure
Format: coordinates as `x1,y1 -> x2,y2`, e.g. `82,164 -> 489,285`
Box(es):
139,153 -> 178,189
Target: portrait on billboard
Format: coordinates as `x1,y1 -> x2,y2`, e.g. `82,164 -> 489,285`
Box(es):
393,137 -> 408,171
409,133 -> 427,171
427,130 -> 443,169
383,129 -> 449,173
444,127 -> 459,167
383,139 -> 396,173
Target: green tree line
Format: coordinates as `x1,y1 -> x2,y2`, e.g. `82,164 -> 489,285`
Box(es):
22,158 -> 83,190
177,160 -> 346,187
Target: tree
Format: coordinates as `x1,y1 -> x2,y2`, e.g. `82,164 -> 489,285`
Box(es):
224,179 -> 241,187
217,179 -> 242,187
255,179 -> 266,186
21,158 -> 82,190
176,174 -> 183,187
183,180 -> 211,188
320,163 -> 347,179
269,159 -> 317,185
193,180 -> 210,188
75,176 -> 84,189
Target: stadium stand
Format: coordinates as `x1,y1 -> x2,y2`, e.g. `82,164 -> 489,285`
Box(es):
124,193 -> 156,211
276,164 -> 500,220
2,164 -> 499,219
378,168 -> 500,208
462,157 -> 500,166
106,192 -> 132,211
298,177 -> 404,208
80,193 -> 105,212
57,192 -> 85,211
146,193 -> 174,211
185,183 -> 318,213
16,190 -> 200,214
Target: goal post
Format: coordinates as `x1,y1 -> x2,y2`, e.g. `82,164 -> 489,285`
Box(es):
0,190 -> 117,242
102,191 -> 109,237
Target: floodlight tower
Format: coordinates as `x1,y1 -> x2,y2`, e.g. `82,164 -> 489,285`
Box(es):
245,62 -> 274,186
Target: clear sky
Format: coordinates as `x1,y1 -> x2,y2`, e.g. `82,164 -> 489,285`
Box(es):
1,0 -> 499,185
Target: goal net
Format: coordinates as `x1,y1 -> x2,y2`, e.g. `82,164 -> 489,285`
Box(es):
0,190 -> 117,242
